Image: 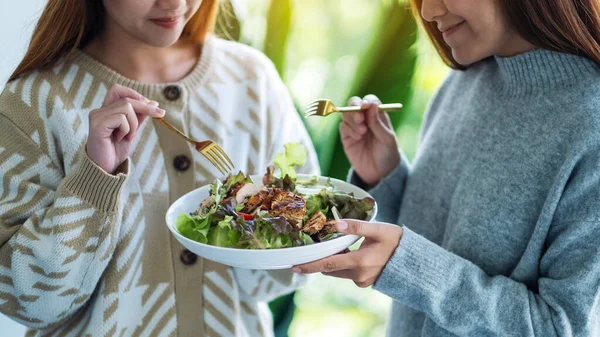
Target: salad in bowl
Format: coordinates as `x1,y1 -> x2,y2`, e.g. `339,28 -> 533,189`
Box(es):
165,142 -> 377,269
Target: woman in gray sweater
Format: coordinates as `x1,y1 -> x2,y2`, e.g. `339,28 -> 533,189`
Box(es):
293,0 -> 600,336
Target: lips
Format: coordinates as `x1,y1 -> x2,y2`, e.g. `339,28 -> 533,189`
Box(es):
440,21 -> 465,37
150,17 -> 181,29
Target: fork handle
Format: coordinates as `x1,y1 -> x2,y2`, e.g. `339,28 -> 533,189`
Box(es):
337,103 -> 403,112
154,117 -> 195,144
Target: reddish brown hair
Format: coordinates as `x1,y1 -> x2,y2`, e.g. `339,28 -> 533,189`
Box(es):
9,0 -> 219,81
411,0 -> 600,69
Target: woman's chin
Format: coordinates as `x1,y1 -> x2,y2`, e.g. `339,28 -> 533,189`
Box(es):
137,28 -> 184,48
143,36 -> 182,48
451,48 -> 487,67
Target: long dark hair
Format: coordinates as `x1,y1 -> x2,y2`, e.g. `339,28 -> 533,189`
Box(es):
411,0 -> 600,69
10,0 -> 219,81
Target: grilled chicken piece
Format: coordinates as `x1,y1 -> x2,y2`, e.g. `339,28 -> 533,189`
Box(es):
260,189 -> 276,211
269,189 -> 306,228
320,220 -> 338,235
225,182 -> 244,199
235,184 -> 264,204
302,211 -> 327,235
242,189 -> 270,213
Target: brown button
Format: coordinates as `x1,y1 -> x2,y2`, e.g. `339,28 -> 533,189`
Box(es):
173,155 -> 191,172
180,249 -> 197,265
163,85 -> 181,101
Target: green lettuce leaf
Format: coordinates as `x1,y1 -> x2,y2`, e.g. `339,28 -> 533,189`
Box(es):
273,142 -> 307,179
296,175 -> 319,186
209,179 -> 225,205
339,196 -> 375,220
176,213 -> 211,244
207,215 -> 243,247
299,232 -> 315,245
304,188 -> 375,221
224,171 -> 252,190
263,166 -> 296,191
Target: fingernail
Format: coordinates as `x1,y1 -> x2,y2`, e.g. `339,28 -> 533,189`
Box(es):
148,100 -> 159,107
157,108 -> 166,115
336,220 -> 348,231
291,267 -> 301,273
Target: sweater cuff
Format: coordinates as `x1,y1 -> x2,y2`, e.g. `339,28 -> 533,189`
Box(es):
373,226 -> 457,303
347,151 -> 408,197
62,153 -> 129,212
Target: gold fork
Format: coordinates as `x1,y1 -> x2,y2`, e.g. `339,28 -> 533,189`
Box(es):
154,118 -> 234,175
304,99 -> 403,118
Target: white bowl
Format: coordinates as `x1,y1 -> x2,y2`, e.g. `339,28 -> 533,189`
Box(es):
165,174 -> 377,270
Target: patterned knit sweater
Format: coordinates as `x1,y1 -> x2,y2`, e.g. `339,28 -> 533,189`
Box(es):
0,35 -> 319,337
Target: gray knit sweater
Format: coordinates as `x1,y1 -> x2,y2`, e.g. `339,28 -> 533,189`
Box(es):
358,49 -> 600,336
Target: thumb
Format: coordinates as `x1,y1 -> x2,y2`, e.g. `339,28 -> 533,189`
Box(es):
336,219 -> 387,240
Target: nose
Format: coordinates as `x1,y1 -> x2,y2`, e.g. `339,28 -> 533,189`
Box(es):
421,0 -> 447,23
156,0 -> 186,11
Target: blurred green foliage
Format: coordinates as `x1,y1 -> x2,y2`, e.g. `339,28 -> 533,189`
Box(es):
216,0 -> 449,336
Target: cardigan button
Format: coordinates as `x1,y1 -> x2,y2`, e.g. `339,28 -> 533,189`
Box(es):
163,85 -> 181,101
173,155 -> 191,172
180,249 -> 197,265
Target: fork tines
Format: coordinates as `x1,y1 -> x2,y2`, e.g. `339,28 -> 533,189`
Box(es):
304,99 -> 325,117
201,143 -> 234,176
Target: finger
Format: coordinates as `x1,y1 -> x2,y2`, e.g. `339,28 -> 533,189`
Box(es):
102,114 -> 130,142
103,84 -> 146,106
323,271 -> 375,287
122,101 -> 141,141
341,96 -> 367,131
130,99 -> 165,117
344,96 -> 366,125
335,219 -> 389,240
362,94 -> 382,105
361,94 -> 382,113
354,280 -> 373,288
322,269 -> 357,279
340,124 -> 361,150
379,110 -> 393,129
340,121 -> 363,141
359,94 -> 383,126
366,106 -> 396,144
361,94 -> 381,110
291,252 -> 359,274
105,98 -> 165,118
137,114 -> 149,127
341,110 -> 366,127
117,115 -> 130,142
347,96 -> 362,106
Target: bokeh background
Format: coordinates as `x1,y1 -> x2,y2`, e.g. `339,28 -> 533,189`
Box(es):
229,2 -> 448,335
0,0 -> 449,336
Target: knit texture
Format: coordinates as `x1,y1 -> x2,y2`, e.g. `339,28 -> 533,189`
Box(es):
0,35 -> 319,337
355,49 -> 600,336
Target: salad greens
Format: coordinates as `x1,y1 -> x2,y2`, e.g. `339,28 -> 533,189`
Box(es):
176,142 -> 375,249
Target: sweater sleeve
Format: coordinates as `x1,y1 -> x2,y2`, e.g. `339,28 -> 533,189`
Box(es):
233,58 -> 318,302
0,115 -> 127,329
372,148 -> 600,336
